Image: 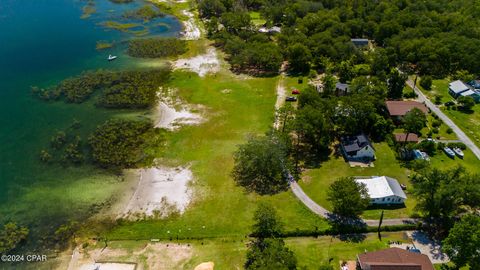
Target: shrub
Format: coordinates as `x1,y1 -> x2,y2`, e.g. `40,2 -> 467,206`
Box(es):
420,76 -> 433,90
446,127 -> 453,134
432,120 -> 442,128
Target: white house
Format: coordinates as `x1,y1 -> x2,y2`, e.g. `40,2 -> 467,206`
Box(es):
340,134 -> 375,161
355,176 -> 407,205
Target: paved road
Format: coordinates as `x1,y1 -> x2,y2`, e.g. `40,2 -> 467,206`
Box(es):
290,181 -> 417,227
406,79 -> 480,160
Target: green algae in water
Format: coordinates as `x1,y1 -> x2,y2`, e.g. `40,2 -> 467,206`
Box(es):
96,41 -> 114,50
81,4 -> 96,19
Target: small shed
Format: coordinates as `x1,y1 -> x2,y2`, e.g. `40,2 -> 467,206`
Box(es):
394,133 -> 419,143
335,82 -> 349,96
351,38 -> 369,47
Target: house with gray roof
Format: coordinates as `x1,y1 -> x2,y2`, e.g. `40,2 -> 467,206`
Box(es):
449,80 -> 480,101
449,80 -> 470,98
340,134 -> 375,161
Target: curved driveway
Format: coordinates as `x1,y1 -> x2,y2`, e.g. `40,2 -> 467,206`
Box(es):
290,181 -> 417,227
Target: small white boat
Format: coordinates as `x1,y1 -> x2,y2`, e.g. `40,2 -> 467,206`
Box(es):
444,147 -> 455,159
453,147 -> 464,158
108,54 -> 117,61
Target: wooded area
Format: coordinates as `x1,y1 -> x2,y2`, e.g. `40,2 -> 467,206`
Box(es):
199,0 -> 480,77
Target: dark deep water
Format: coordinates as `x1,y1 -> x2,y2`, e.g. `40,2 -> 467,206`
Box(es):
0,0 -> 181,238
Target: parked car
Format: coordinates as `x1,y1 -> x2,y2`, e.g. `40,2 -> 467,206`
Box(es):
292,89 -> 300,95
285,96 -> 297,102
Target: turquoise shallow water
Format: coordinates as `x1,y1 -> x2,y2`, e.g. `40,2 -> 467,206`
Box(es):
0,0 -> 180,232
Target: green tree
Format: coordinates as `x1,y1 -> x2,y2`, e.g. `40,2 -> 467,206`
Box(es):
252,203 -> 283,238
458,96 -> 475,111
232,135 -> 289,195
0,223 -> 29,254
327,177 -> 370,217
286,43 -> 312,74
337,60 -> 354,83
443,215 -> 480,269
420,76 -> 433,90
322,73 -> 336,96
387,69 -> 407,99
452,70 -> 475,83
295,105 -> 332,157
198,0 -> 226,18
411,167 -> 480,227
403,108 -> 427,135
245,238 -> 297,270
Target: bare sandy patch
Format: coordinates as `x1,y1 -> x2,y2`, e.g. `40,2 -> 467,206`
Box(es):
71,243 -> 193,270
79,263 -> 136,270
154,88 -> 205,130
273,75 -> 286,130
181,10 -> 201,40
173,47 -> 220,77
120,166 -> 193,219
195,262 -> 215,270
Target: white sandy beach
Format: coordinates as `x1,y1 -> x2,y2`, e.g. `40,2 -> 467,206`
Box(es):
173,47 -> 220,77
120,166 -> 193,218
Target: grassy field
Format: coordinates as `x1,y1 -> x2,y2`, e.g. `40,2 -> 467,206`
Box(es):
249,11 -> 266,26
414,78 -> 480,147
299,143 -> 416,219
105,70 -> 330,241
69,232 -> 408,270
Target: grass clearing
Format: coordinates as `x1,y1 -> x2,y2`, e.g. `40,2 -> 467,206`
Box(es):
105,70 -> 330,241
67,233 -> 408,270
299,143 -> 416,219
249,11 -> 266,26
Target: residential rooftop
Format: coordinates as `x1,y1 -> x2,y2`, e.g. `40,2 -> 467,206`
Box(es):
355,176 -> 407,199
449,80 -> 470,94
358,247 -> 434,270
385,101 -> 428,116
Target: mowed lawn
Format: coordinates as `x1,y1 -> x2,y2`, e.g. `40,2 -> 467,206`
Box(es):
299,143 -> 416,220
415,78 -> 480,148
106,71 -> 330,240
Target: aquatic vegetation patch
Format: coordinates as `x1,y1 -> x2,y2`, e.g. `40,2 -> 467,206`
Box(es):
108,0 -> 133,3
95,41 -> 114,50
40,121 -> 86,166
81,4 -> 96,19
89,119 -> 161,168
32,68 -> 171,108
123,5 -> 165,22
127,37 -> 187,58
100,20 -> 143,32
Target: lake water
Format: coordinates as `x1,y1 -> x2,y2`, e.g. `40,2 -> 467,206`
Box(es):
0,0 -> 181,237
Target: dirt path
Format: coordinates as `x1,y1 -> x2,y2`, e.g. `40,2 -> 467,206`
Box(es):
273,74 -> 286,130
406,79 -> 480,160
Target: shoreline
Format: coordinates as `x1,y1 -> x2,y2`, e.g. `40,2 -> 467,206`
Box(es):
106,0 -> 209,221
